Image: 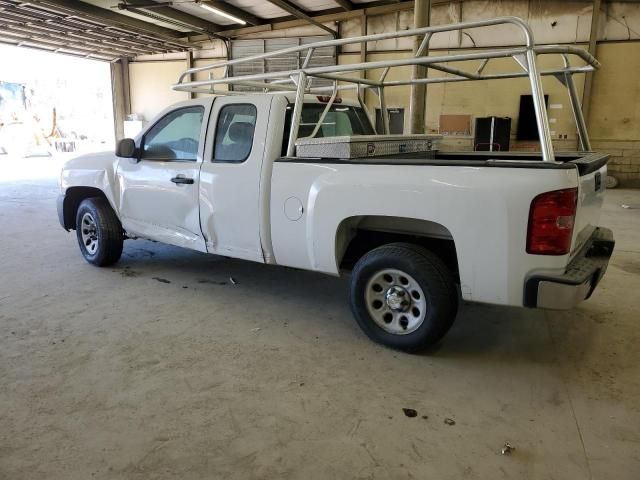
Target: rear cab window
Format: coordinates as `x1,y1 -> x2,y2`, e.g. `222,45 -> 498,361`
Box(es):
213,104 -> 257,163
281,102 -> 374,156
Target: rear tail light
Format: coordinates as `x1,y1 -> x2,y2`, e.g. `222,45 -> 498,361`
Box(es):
527,188 -> 578,255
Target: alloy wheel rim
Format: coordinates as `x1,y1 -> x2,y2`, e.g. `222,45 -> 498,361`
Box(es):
80,212 -> 99,255
364,268 -> 427,335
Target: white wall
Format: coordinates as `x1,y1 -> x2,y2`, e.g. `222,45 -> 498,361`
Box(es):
129,61 -> 189,124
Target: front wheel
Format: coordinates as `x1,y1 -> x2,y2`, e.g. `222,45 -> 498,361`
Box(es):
349,243 -> 458,352
75,197 -> 123,266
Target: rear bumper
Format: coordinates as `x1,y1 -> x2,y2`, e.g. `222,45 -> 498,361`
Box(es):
524,227 -> 615,309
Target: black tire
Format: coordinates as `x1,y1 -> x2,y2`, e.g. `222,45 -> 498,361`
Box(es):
75,197 -> 123,266
349,242 -> 458,352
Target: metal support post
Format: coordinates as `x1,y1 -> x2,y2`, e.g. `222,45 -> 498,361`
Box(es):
409,0 -> 431,134
286,72 -> 307,157
525,49 -> 555,162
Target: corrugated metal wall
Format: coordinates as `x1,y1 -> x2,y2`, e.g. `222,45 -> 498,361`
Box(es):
230,36 -> 335,91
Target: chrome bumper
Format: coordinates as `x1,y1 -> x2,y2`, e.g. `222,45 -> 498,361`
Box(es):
524,227 -> 615,309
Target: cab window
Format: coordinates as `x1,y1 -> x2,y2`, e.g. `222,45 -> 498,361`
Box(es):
142,106 -> 204,161
213,104 -> 257,163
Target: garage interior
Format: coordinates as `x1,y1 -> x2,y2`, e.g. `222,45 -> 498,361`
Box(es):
1,0 -> 640,478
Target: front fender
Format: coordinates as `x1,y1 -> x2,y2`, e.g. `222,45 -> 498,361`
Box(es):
60,151 -> 120,212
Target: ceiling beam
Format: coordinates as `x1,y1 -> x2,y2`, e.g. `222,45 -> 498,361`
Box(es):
0,8 -> 160,54
0,13 -> 160,55
125,4 -> 224,34
0,37 -> 113,59
333,0 -> 353,11
215,1 -> 414,38
200,1 -> 263,26
0,27 -> 121,58
0,0 -> 198,56
32,0 -> 185,37
0,0 -> 203,63
264,0 -> 338,36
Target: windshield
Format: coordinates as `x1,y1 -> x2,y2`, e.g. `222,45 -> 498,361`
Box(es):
282,103 -> 375,156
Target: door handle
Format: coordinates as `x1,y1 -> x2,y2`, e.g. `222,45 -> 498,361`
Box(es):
171,176 -> 194,185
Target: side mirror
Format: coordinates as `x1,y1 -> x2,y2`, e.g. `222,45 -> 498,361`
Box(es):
116,138 -> 138,159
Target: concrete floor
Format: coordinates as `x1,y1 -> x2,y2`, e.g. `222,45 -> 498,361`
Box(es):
1,157 -> 639,480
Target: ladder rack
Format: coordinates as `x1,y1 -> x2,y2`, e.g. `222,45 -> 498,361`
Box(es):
173,16 -> 600,162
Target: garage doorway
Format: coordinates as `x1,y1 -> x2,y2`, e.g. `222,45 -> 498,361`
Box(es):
0,45 -> 114,183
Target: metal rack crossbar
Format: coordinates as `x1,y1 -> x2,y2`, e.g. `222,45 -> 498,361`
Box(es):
173,16 -> 600,162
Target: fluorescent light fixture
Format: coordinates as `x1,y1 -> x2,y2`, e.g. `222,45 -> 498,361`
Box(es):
200,3 -> 246,25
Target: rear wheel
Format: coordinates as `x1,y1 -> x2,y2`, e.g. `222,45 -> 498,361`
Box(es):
75,197 -> 123,266
349,243 -> 458,352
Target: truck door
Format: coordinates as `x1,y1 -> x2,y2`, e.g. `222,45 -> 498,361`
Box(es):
116,100 -> 211,252
199,95 -> 272,262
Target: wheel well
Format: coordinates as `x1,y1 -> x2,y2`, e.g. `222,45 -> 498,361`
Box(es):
337,217 -> 459,281
61,187 -> 108,230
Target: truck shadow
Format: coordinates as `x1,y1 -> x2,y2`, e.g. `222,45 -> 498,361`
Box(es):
116,240 -> 598,362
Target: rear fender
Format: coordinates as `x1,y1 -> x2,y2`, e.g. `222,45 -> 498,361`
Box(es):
300,164 -> 578,306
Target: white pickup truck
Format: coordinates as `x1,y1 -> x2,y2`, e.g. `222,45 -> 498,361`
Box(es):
57,19 -> 615,351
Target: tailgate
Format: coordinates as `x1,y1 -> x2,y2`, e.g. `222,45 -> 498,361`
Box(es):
569,153 -> 609,258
